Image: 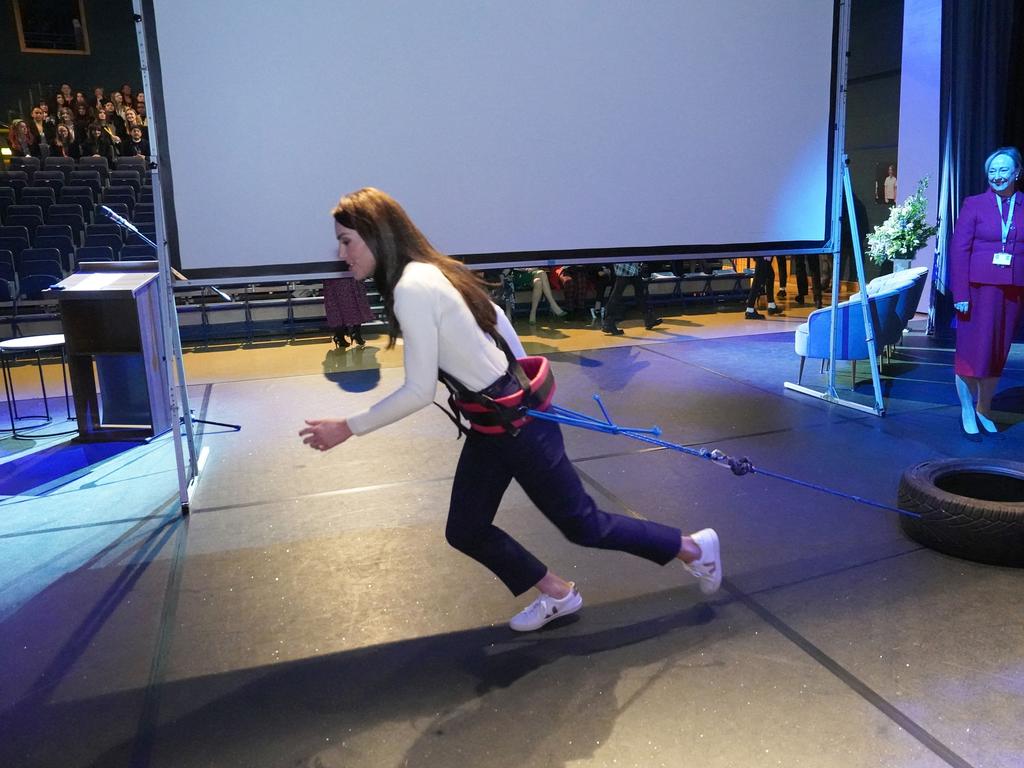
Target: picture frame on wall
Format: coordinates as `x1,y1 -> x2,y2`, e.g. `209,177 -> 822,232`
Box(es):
13,0 -> 91,55
874,161 -> 898,207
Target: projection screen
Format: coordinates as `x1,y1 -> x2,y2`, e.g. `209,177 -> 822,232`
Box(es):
145,0 -> 839,279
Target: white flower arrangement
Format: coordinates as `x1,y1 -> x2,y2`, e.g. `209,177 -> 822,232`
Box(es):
866,177 -> 939,265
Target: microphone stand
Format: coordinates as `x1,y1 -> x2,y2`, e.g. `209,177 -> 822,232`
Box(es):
99,206 -> 241,433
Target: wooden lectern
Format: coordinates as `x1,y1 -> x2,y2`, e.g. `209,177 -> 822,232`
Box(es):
48,261 -> 173,441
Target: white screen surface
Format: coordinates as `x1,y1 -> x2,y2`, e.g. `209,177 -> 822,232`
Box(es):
150,1 -> 836,275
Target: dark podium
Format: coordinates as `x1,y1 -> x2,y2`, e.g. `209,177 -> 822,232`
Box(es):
49,261 -> 173,441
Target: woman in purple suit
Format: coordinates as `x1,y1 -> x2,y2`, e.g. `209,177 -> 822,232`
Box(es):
950,147 -> 1024,437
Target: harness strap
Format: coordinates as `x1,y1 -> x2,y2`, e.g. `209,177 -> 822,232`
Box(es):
434,399 -> 471,438
436,333 -> 548,437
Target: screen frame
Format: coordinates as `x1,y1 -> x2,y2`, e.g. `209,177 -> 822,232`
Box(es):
142,0 -> 843,281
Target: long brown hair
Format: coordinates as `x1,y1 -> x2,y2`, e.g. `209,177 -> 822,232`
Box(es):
332,187 -> 497,348
8,119 -> 33,151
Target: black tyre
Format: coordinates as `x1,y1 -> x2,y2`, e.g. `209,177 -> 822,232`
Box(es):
898,458 -> 1024,567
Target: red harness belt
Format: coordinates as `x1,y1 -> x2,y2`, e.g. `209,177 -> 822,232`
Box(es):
438,335 -> 556,437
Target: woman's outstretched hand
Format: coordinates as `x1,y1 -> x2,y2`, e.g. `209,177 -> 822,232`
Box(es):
300,418 -> 353,451
954,301 -> 969,314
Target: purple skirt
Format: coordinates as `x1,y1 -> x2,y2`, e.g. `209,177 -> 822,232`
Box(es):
955,283 -> 1024,377
323,278 -> 375,327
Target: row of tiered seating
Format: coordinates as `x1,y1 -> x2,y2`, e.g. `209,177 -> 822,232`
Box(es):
0,195 -> 156,242
1,176 -> 153,216
1,156 -> 158,301
7,154 -> 149,181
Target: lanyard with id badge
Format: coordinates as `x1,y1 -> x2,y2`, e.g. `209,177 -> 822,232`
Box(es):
994,195 -> 1016,267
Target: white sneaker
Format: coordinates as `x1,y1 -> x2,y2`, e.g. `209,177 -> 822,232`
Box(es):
509,584 -> 583,632
684,529 -> 722,595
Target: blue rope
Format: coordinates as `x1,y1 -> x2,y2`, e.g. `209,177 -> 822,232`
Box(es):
528,395 -> 920,520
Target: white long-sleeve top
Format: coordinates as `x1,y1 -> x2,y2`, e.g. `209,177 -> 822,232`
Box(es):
346,261 -> 526,436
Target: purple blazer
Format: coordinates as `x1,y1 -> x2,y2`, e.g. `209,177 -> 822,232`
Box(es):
949,189 -> 1024,303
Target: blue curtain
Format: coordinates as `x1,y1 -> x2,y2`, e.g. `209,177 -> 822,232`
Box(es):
933,0 -> 1020,336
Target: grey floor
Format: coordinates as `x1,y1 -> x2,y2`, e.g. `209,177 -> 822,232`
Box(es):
1,327 -> 1023,768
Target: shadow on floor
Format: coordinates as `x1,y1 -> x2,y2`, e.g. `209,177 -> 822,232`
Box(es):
83,590 -> 718,768
0,440 -> 139,497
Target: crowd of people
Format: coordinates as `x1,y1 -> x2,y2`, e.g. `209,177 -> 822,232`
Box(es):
495,264 -> 663,335
5,82 -> 149,163
487,258 -> 825,336
324,258 -> 817,351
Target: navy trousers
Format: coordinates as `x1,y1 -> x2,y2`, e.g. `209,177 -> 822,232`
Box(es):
446,416 -> 683,596
794,255 -> 822,300
746,257 -> 776,308
602,275 -> 652,329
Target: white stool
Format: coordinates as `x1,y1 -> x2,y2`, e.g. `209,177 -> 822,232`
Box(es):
0,333 -> 73,439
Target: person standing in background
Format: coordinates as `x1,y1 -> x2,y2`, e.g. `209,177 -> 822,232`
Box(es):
950,147 -> 1024,438
793,254 -> 823,308
601,262 -> 661,335
775,256 -> 789,298
745,256 -> 783,320
876,164 -> 898,206
323,263 -> 376,348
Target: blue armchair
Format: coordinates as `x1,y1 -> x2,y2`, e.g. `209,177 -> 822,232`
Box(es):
850,267 -> 928,325
794,269 -> 927,384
